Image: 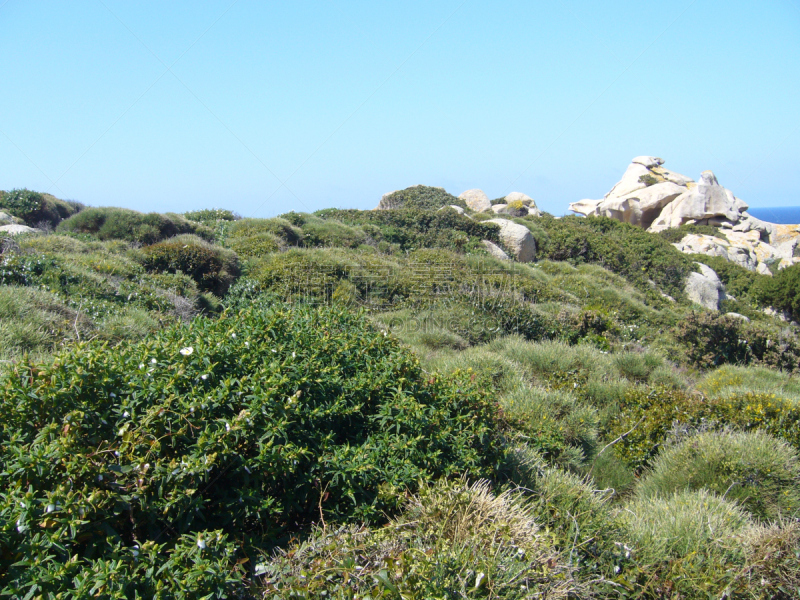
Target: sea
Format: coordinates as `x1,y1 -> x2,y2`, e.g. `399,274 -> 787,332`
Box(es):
748,207 -> 800,225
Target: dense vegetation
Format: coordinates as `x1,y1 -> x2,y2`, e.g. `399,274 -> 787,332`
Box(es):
1,187 -> 799,598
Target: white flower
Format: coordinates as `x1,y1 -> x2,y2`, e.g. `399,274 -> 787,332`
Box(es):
139,363 -> 145,369
46,504 -> 55,513
225,423 -> 231,432
197,538 -> 207,549
475,572 -> 485,588
271,349 -> 277,353
180,347 -> 194,356
150,358 -> 157,364
292,352 -> 296,358
123,411 -> 130,417
244,341 -> 249,348
109,392 -> 116,398
231,333 -> 236,339
201,374 -> 208,380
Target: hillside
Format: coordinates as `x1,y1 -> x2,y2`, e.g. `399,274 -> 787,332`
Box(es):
1,186 -> 799,598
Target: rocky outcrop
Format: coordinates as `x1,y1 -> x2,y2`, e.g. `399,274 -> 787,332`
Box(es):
486,219 -> 536,262
685,263 -> 726,311
570,157 -> 800,274
0,224 -> 41,235
459,189 -> 492,213
482,240 -> 509,261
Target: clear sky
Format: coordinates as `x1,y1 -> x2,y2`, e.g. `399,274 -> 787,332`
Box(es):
2,0 -> 799,217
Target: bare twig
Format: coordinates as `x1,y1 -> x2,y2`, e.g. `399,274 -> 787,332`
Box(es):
73,300 -> 83,343
587,415 -> 646,478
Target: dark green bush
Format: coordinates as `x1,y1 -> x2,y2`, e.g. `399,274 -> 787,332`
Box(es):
753,263 -> 800,322
0,188 -> 80,228
57,208 -> 212,244
228,218 -> 302,247
140,238 -> 240,296
658,223 -> 722,244
0,303 -> 505,595
377,185 -> 465,210
314,208 -> 499,252
677,311 -> 750,368
536,215 -> 694,299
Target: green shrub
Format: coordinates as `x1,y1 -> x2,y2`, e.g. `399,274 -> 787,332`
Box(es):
677,311 -> 750,368
0,303 -> 505,595
228,217 -> 302,247
183,208 -> 239,224
0,189 -> 80,228
620,490 -> 749,586
636,430 -> 800,521
227,231 -> 282,258
299,217 -> 367,248
698,364 -> 800,402
376,185 -> 465,210
536,215 -> 694,299
140,236 -> 240,296
753,263 -> 800,321
659,223 -> 723,244
610,386 -> 800,472
262,478 -> 582,599
57,207 -> 212,244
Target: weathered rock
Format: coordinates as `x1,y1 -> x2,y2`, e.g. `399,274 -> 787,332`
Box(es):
604,162 -> 652,199
685,263 -> 726,311
596,181 -> 685,229
757,263 -> 773,276
0,224 -> 41,235
568,199 -> 602,217
458,189 -> 492,213
649,171 -> 748,232
672,233 -> 759,271
504,192 -> 541,216
486,219 -> 536,262
482,240 -> 510,261
631,156 -> 665,169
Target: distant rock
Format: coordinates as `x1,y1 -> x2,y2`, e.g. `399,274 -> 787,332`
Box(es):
725,312 -> 750,322
0,224 -> 41,235
459,189 -> 492,213
491,203 -> 528,217
685,263 -> 726,311
569,156 -> 800,275
504,192 -> 541,216
486,219 -> 536,262
482,240 -> 510,260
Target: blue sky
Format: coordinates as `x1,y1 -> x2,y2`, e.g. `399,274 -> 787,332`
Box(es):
1,0 -> 799,217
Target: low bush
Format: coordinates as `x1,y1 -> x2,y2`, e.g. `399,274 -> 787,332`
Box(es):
636,430 -> 800,521
262,478 -> 582,599
0,188 -> 81,228
376,185 -> 465,211
57,207 -> 212,244
658,223 -> 723,244
0,303 -> 505,595
183,208 -> 239,224
753,262 -> 800,322
228,218 -> 302,247
140,236 -> 240,296
536,215 -> 694,299
610,387 -> 800,472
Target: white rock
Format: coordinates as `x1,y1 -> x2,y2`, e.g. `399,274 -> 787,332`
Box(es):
725,312 -> 750,322
0,224 -> 41,235
486,219 -> 536,262
458,189 -> 492,213
649,171 -> 747,232
504,192 -> 540,215
685,263 -> 726,311
757,263 -> 773,276
604,162 -> 652,199
631,156 -> 665,168
482,240 -> 509,261
569,199 -> 602,217
601,181 -> 685,229
491,204 -> 508,214
438,205 -> 465,215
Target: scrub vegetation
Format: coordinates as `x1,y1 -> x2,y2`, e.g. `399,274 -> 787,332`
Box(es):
1,188 -> 798,598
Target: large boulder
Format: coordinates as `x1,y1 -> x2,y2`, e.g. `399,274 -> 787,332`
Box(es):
459,189 -> 492,213
0,211 -> 24,226
0,224 -> 41,235
486,219 -> 536,262
648,171 -> 748,232
481,240 -> 510,261
685,263 -> 726,311
504,192 -> 541,216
